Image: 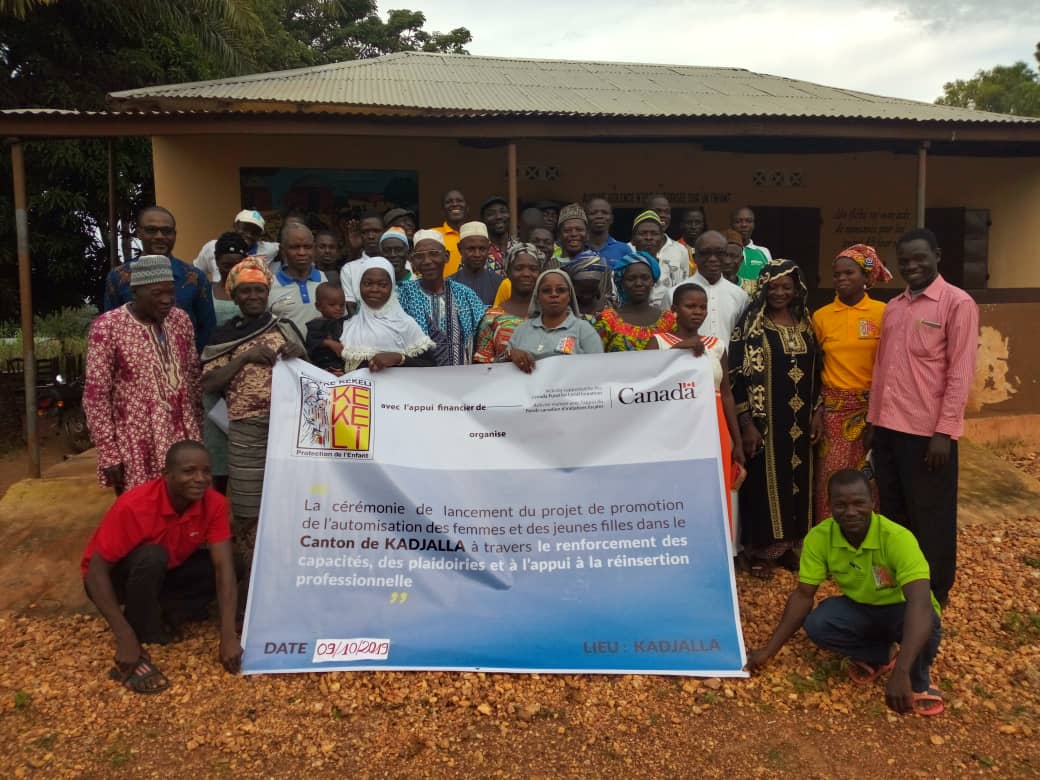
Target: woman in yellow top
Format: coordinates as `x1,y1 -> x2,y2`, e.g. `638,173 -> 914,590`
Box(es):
809,243 -> 891,524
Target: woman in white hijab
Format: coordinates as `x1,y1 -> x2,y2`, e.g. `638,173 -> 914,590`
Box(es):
340,257 -> 436,371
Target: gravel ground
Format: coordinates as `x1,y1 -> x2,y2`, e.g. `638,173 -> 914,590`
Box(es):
1,520 -> 1037,778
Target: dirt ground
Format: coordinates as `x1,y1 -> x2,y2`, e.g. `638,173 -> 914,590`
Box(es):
0,426 -> 71,499
0,449 -> 1037,778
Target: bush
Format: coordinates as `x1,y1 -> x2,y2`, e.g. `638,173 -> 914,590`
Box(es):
34,305 -> 98,341
0,306 -> 95,369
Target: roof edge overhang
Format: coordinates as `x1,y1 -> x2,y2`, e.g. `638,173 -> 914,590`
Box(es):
3,108 -> 1040,146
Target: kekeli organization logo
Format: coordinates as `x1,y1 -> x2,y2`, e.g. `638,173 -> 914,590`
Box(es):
613,380 -> 697,406
295,376 -> 374,460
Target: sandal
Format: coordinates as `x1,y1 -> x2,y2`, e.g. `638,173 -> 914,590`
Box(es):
749,562 -> 774,580
847,655 -> 898,684
109,657 -> 170,694
912,688 -> 945,717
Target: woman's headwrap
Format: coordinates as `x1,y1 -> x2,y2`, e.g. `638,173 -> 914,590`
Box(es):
565,250 -> 607,279
563,250 -> 610,310
612,251 -> 661,305
225,257 -> 273,297
504,242 -> 546,273
528,269 -> 580,319
379,227 -> 410,249
834,243 -> 892,288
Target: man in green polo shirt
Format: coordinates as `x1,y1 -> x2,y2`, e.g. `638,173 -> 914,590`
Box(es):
745,469 -> 944,716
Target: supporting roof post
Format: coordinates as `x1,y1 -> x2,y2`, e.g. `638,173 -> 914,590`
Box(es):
507,142 -> 518,237
9,138 -> 40,478
916,141 -> 929,228
108,139 -> 118,269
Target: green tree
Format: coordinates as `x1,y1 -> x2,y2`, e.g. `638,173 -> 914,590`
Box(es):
936,59 -> 1040,117
0,0 -> 471,320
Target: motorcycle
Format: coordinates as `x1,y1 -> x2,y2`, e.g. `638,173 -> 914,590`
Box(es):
36,373 -> 92,453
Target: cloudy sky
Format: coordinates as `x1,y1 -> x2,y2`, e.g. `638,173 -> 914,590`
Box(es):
416,0 -> 1037,102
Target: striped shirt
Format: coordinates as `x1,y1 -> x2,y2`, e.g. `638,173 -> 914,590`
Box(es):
867,275 -> 978,439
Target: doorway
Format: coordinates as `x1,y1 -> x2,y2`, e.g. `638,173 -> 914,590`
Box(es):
749,206 -> 823,290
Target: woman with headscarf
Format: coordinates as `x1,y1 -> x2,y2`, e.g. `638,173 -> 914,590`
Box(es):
593,251 -> 676,352
508,269 -> 603,372
340,257 -> 436,371
810,244 -> 892,524
474,243 -> 545,363
398,230 -> 487,366
201,258 -> 306,570
563,250 -> 613,318
729,259 -> 819,578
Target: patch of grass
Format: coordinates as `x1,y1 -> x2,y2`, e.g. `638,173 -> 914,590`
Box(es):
936,676 -> 955,693
1023,556 -> 1040,569
13,690 -> 31,709
32,733 -> 56,750
864,700 -> 887,719
597,745 -> 624,761
1002,611 -> 1040,645
973,684 -> 991,698
971,753 -> 996,768
648,712 -> 662,726
330,705 -> 344,720
788,655 -> 845,694
766,742 -> 793,769
105,744 -> 133,769
699,691 -> 720,705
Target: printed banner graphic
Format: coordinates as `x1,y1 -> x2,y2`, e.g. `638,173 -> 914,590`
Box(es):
241,352 -> 747,676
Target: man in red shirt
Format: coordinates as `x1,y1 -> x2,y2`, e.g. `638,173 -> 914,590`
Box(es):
868,228 -> 979,607
82,440 -> 242,693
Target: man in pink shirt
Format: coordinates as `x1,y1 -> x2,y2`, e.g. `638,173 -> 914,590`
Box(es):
867,228 -> 978,607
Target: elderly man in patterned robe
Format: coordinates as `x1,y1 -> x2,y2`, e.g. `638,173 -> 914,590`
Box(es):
84,255 -> 202,495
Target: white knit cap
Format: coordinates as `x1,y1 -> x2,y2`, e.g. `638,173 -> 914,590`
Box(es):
412,229 -> 445,247
459,221 -> 489,241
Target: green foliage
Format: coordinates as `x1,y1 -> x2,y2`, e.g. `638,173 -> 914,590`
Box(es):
0,0 -> 471,321
936,60 -> 1040,117
34,304 -> 97,341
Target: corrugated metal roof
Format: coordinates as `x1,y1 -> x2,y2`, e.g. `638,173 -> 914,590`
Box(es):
106,52 -> 1037,125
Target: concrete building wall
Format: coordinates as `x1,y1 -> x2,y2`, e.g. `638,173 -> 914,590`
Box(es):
153,134 -> 1040,290
151,134 -> 1040,419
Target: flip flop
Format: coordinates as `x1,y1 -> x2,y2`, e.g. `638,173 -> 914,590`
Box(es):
912,688 -> 945,717
109,657 -> 170,695
748,563 -> 774,580
847,655 -> 898,684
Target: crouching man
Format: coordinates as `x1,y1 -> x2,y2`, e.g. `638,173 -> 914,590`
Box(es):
82,440 -> 242,693
745,469 -> 944,716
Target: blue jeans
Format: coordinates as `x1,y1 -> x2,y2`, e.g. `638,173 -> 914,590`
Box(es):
803,596 -> 941,692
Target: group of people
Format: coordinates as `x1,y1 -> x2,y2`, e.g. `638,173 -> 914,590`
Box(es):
81,191 -> 977,715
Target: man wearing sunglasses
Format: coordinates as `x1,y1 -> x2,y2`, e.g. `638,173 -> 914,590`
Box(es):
104,206 -> 216,352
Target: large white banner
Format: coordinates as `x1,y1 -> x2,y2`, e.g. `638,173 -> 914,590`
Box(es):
241,351 -> 746,676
